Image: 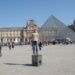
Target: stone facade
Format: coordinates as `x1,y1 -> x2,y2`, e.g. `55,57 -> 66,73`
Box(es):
0,20 -> 38,45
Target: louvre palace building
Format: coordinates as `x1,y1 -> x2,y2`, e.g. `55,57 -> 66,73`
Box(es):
0,20 -> 37,45
0,15 -> 75,45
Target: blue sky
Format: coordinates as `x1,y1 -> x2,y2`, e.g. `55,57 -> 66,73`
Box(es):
0,0 -> 75,27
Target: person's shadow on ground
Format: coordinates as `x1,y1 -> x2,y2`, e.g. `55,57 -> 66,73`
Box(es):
4,63 -> 33,67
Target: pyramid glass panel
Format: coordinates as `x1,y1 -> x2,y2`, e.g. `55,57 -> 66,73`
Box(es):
39,15 -> 75,42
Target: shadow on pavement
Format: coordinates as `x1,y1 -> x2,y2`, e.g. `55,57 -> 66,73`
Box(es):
4,63 -> 33,67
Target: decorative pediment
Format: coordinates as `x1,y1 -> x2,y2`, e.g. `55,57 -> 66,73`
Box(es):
26,20 -> 37,30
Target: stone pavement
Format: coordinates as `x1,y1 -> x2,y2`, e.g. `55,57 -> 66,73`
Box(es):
0,44 -> 75,75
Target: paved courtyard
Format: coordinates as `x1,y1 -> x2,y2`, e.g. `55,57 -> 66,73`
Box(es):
0,44 -> 75,75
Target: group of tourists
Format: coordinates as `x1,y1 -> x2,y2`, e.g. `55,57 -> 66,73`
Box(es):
8,41 -> 15,50
0,41 -> 15,57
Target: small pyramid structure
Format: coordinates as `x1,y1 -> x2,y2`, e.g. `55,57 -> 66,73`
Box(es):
40,15 -> 75,41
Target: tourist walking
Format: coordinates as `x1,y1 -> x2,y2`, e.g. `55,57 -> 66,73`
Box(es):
8,42 -> 11,50
12,42 -> 15,49
38,41 -> 42,50
0,43 -> 2,57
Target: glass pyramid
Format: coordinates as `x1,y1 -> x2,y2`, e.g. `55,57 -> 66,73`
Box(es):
39,15 -> 75,42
